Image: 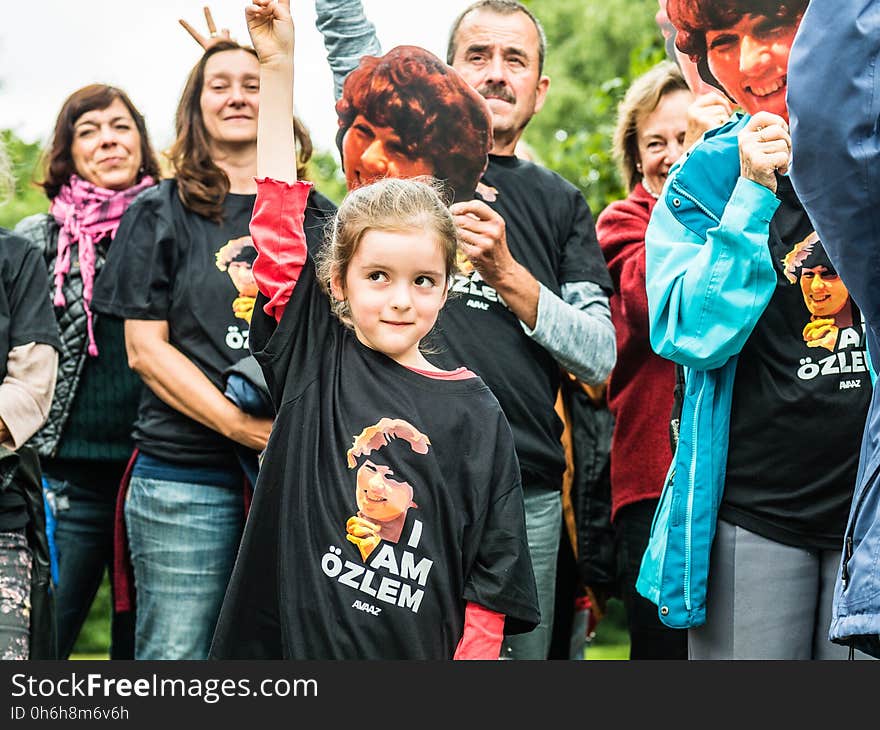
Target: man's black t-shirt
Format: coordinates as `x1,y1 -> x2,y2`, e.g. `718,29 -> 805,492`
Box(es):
211,239 -> 539,659
722,176 -> 870,549
0,229 -> 61,531
92,181 -> 335,467
433,155 -> 612,490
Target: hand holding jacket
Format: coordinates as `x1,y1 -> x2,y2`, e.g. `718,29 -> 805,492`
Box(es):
738,112 -> 791,193
637,117 -> 780,628
645,115 -> 780,371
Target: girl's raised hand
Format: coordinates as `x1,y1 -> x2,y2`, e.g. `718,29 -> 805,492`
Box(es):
245,0 -> 294,67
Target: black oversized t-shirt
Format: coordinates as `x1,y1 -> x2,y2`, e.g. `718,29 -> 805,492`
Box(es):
432,155 -> 612,490
0,229 -> 61,530
210,244 -> 539,659
722,176 -> 870,549
91,181 -> 335,467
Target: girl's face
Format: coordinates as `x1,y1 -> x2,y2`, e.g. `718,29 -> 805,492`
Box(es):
200,49 -> 260,148
331,227 -> 449,368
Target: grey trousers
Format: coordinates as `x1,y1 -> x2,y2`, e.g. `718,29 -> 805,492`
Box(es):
689,519 -> 862,660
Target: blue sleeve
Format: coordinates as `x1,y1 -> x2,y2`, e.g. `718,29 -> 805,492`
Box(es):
315,0 -> 382,100
788,0 -> 880,332
645,175 -> 779,370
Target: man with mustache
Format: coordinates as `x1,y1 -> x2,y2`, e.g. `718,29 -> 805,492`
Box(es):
316,0 -> 615,660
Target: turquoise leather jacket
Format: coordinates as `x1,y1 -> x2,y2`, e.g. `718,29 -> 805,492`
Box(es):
635,114 -> 781,628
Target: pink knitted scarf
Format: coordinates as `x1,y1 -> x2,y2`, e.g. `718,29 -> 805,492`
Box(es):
50,173 -> 154,356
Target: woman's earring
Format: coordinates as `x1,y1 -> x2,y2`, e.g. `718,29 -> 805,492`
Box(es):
636,162 -> 643,173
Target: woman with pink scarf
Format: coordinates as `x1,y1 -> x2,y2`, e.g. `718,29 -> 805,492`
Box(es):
15,84 -> 160,659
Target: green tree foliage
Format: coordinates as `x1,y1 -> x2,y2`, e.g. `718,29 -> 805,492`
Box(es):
0,130 -> 48,229
522,0 -> 665,215
307,148 -> 348,205
301,1 -> 669,215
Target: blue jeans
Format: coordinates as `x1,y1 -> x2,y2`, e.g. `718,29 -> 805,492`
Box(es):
501,485 -> 562,660
44,474 -> 135,659
125,470 -> 244,660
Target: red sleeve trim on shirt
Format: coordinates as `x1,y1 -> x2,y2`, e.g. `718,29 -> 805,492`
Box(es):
404,365 -> 477,381
250,178 -> 314,323
453,602 -> 505,660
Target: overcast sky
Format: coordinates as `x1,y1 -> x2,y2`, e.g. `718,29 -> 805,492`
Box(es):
0,1 -> 474,158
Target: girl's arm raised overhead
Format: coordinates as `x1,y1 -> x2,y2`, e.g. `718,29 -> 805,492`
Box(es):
246,0 -> 313,322
246,0 -> 297,183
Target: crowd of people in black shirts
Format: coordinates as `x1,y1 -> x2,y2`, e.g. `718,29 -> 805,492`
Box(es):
1,0 -> 879,661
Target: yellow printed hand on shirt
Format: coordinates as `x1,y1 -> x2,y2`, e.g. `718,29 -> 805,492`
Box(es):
346,515 -> 381,561
803,318 -> 839,352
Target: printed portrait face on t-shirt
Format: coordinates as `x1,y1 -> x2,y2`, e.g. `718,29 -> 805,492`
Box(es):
335,46 -> 493,200
782,232 -> 854,352
663,0 -> 807,120
345,418 -> 431,561
215,235 -> 258,324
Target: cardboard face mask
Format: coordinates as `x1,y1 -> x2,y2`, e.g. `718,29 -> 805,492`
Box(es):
660,0 -> 806,118
335,46 -> 493,201
656,0 -> 717,95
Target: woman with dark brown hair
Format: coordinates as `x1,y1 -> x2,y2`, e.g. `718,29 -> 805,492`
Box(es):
15,84 -> 159,660
91,40 -> 335,659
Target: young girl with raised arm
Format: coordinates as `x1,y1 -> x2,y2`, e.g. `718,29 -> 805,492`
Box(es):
209,0 -> 538,660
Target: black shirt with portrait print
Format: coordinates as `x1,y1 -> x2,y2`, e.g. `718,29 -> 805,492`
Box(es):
91,180 -> 336,468
722,175 -> 870,549
433,154 -> 612,491
209,233 -> 539,659
0,229 -> 61,531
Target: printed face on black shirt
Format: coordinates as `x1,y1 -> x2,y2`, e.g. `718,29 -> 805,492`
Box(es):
800,267 -> 848,320
724,183 -> 869,551
782,231 -> 854,352
345,418 -> 430,561
356,460 -> 416,523
215,235 -> 258,325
